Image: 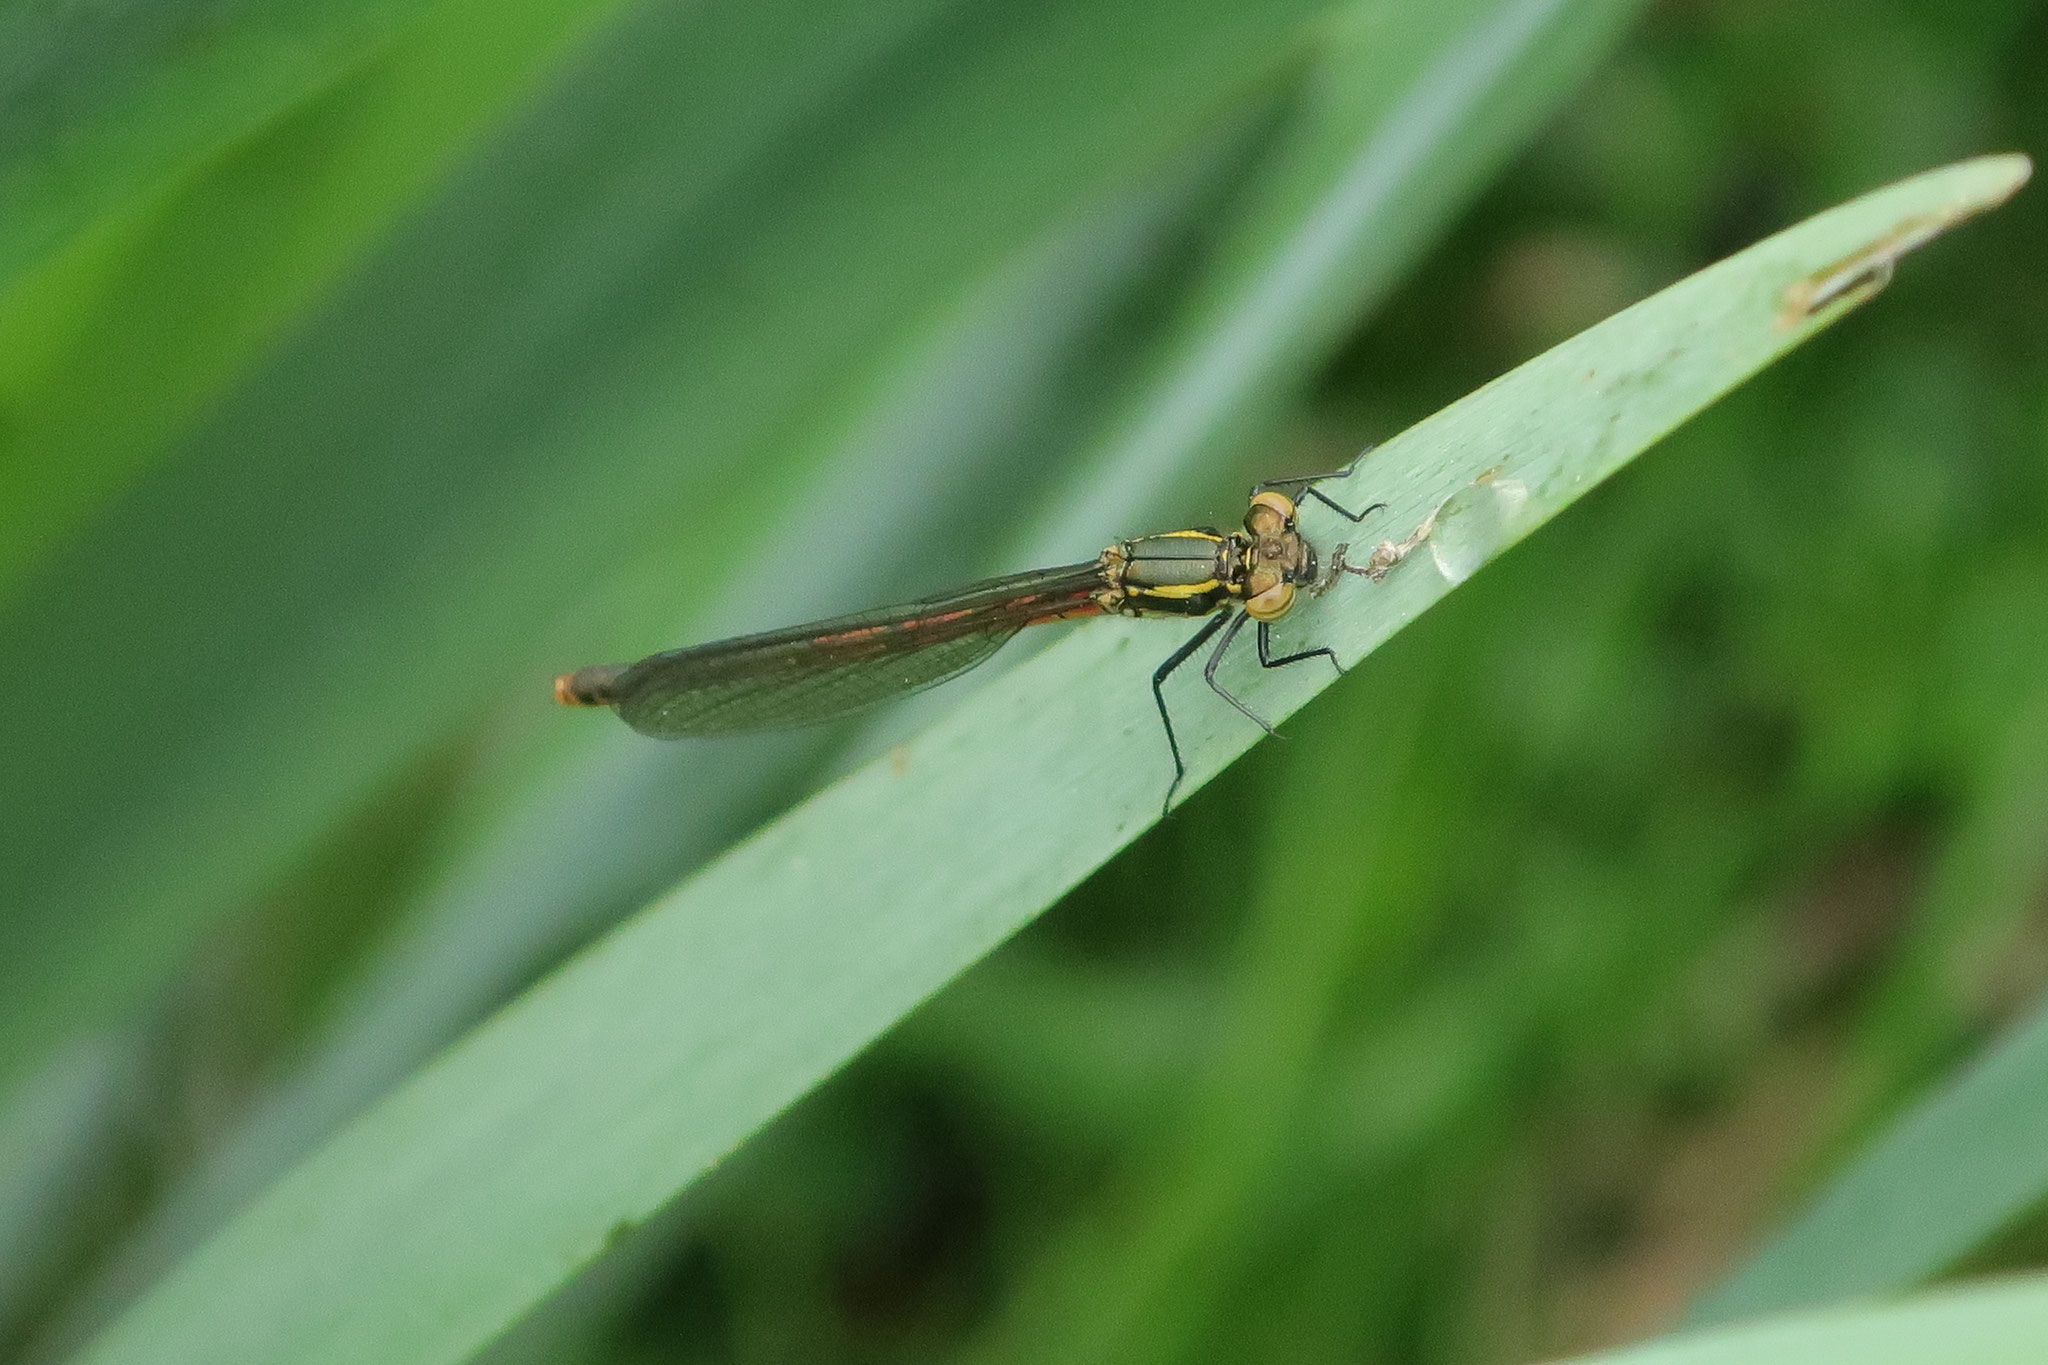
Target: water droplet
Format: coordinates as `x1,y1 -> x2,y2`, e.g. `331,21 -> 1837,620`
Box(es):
1427,474 -> 1530,585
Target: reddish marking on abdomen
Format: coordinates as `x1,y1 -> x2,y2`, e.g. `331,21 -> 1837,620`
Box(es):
813,606 -> 980,649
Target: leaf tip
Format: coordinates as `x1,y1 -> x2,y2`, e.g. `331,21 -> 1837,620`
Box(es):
1778,153 -> 2033,327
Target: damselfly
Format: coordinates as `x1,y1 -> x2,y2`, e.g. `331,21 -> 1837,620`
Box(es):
556,475 -> 1385,807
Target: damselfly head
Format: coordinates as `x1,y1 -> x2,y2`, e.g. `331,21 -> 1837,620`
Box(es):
1238,488 -> 1317,611
1244,574 -> 1297,621
1244,490 -> 1298,536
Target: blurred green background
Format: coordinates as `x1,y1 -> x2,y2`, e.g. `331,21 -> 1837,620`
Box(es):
2,0 -> 2045,1362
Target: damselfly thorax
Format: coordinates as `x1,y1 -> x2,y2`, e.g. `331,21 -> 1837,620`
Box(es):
1100,490 -> 1319,621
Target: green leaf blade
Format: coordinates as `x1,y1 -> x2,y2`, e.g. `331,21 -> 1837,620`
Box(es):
38,4 -> 1649,1347
77,154 -> 2031,1365
1582,1276 -> 2048,1365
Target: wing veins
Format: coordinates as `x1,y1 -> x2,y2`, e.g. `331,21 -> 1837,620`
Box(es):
611,561 -> 1106,737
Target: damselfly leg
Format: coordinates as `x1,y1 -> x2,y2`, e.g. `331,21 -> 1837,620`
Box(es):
1201,611 -> 1270,737
1154,600 -> 1364,813
1152,612 -> 1229,812
1255,618 -> 1344,676
1255,461 -> 1389,526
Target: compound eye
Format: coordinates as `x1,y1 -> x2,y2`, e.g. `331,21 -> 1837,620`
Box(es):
1245,579 -> 1296,622
1244,490 -> 1297,536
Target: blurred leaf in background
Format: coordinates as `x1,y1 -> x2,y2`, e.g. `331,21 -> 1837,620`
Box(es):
3,0 -> 2047,1362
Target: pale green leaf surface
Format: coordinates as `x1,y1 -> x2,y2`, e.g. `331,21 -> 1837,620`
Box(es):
78,156 -> 2030,1365
1573,1275 -> 2048,1365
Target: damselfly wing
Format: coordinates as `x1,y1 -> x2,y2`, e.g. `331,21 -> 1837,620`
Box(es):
556,563 -> 1108,736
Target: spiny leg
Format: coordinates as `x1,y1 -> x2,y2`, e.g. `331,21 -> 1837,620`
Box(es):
1255,460 -> 1389,523
1256,618 -> 1344,677
1201,610 -> 1277,737
1301,488 -> 1389,523
1153,611 -> 1230,813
